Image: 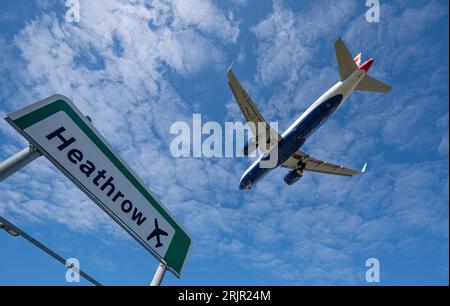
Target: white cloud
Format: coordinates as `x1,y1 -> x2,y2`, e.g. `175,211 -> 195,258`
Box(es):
171,0 -> 239,43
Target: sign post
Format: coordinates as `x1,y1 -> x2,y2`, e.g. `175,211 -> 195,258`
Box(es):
4,94 -> 192,280
150,262 -> 168,286
0,145 -> 41,182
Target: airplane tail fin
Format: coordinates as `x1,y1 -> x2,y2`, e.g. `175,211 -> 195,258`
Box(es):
335,38 -> 358,81
335,38 -> 392,93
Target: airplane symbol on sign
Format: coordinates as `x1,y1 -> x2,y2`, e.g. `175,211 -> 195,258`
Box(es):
146,218 -> 168,248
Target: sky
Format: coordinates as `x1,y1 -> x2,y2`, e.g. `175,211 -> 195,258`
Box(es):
0,0 -> 448,286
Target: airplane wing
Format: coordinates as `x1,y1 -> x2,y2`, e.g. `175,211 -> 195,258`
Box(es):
158,228 -> 168,236
147,228 -> 168,240
227,68 -> 282,155
282,150 -> 367,177
147,230 -> 157,240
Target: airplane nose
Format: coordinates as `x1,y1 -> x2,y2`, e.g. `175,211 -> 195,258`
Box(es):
239,179 -> 251,190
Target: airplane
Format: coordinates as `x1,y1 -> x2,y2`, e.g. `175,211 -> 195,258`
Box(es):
228,38 -> 392,190
146,218 -> 168,248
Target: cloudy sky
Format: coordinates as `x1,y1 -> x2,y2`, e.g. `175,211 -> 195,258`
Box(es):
0,0 -> 448,285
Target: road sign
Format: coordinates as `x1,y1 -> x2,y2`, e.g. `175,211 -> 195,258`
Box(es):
5,95 -> 191,277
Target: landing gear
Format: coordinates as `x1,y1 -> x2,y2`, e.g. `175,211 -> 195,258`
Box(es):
297,159 -> 307,171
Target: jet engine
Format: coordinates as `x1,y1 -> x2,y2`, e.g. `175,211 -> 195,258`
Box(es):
284,169 -> 303,185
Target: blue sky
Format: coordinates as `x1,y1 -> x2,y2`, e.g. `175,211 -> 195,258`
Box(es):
0,0 -> 448,285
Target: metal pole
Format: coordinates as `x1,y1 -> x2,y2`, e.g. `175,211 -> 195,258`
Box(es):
0,145 -> 41,183
0,215 -> 102,286
150,262 -> 167,286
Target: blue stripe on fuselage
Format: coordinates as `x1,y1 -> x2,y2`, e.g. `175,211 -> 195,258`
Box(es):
239,94 -> 344,189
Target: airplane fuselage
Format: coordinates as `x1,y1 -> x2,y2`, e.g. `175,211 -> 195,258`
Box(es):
239,69 -> 367,189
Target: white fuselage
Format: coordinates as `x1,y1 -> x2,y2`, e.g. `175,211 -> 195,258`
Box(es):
281,69 -> 366,138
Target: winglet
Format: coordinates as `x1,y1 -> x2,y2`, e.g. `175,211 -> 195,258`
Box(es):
227,57 -> 237,73
361,163 -> 368,173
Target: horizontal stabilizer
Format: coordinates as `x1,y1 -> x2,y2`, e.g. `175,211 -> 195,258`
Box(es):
356,75 -> 392,93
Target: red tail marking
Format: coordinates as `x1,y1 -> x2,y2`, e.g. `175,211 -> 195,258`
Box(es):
358,59 -> 374,72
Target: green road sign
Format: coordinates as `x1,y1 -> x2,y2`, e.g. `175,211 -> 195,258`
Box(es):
5,95 -> 191,277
